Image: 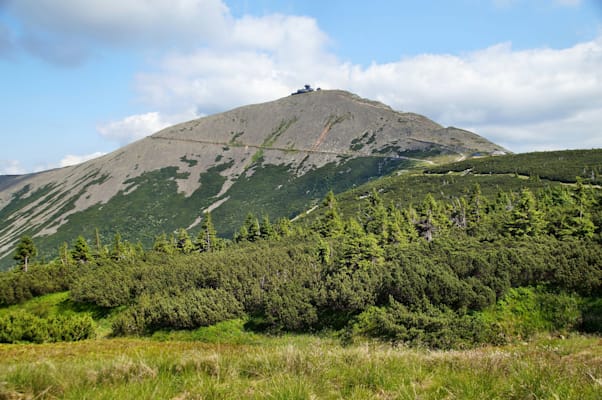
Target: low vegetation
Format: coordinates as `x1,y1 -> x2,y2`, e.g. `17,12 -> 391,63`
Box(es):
1,149 -> 601,397
425,148 -> 602,183
1,333 -> 601,399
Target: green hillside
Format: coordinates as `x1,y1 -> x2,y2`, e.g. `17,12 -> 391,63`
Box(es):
1,149 -> 601,342
0,155 -> 415,270
425,148 -> 602,183
1,148 -> 601,398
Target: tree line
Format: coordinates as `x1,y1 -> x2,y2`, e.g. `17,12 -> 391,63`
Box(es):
2,179 -> 601,347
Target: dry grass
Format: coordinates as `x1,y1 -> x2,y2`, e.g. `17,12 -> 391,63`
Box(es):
0,335 -> 601,399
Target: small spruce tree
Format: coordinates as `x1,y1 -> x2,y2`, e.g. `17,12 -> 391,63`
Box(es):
13,235 -> 37,272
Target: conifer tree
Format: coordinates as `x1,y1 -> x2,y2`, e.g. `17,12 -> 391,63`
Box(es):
71,236 -> 91,264
153,233 -> 175,254
338,217 -> 383,270
197,212 -> 220,252
315,190 -> 344,237
175,228 -> 195,254
564,179 -> 596,239
416,194 -> 449,241
317,236 -> 331,265
234,225 -> 249,243
13,235 -> 37,272
364,188 -> 390,244
467,183 -> 486,235
94,228 -> 108,259
111,232 -> 126,261
58,241 -> 71,266
506,188 -> 545,237
275,217 -> 293,238
386,203 -> 417,245
260,214 -> 278,240
243,213 -> 261,242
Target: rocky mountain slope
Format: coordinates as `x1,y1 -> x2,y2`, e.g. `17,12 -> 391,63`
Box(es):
0,90 -> 506,267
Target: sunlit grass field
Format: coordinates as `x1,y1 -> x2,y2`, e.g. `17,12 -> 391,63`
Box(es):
1,331 -> 601,399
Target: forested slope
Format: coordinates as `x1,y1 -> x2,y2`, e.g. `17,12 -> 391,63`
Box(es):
1,149 -> 601,348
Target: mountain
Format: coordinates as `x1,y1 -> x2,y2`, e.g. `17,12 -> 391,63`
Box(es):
0,89 -> 506,268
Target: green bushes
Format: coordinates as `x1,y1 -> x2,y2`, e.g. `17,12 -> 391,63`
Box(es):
112,289 -> 244,335
350,299 -> 498,349
0,262 -> 77,306
0,310 -> 95,343
480,287 -> 583,340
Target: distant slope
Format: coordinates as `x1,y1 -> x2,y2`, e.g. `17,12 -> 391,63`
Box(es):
0,90 -> 506,269
300,149 -> 602,223
425,149 -> 602,183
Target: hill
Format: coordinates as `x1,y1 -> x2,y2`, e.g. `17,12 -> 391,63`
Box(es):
0,90 -> 505,268
425,148 -> 602,183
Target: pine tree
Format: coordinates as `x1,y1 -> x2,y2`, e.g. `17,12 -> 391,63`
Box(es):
71,236 -> 91,264
111,232 -> 126,261
243,213 -> 261,242
197,212 -> 220,252
506,188 -> 545,237
260,214 -> 278,240
275,217 -> 293,238
153,233 -> 175,254
386,203 -> 418,245
416,194 -> 449,242
315,190 -> 344,237
94,228 -> 108,259
316,236 -> 331,265
13,235 -> 37,272
364,188 -> 390,244
234,225 -> 249,243
338,217 -> 383,270
175,228 -> 195,254
58,241 -> 71,266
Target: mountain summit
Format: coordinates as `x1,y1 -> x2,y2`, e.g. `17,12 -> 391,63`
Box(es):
0,90 -> 506,266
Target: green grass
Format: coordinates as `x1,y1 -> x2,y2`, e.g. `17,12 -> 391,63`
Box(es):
0,335 -> 601,399
0,291 -> 119,338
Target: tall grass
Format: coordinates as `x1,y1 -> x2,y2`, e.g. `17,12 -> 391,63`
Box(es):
1,335 -> 601,399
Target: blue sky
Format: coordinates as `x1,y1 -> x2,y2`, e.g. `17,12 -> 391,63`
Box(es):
0,0 -> 601,174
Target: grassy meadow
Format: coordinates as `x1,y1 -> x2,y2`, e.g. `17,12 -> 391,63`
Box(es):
1,329 -> 601,399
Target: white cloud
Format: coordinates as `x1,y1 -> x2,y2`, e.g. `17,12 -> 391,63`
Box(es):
97,110 -> 199,145
135,30 -> 602,153
5,0 -> 231,64
59,152 -> 107,168
7,0 -> 229,45
5,0 -> 602,154
0,160 -> 26,175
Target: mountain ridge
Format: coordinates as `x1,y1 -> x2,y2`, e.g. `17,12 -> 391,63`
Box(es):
0,89 -> 507,267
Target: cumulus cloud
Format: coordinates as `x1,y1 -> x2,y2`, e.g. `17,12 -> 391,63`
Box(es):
4,0 -> 230,64
59,152 -> 106,168
134,11 -> 335,114
0,160 -> 26,175
97,110 -> 198,145
7,0 -> 229,45
5,0 -> 601,154
135,31 -> 602,153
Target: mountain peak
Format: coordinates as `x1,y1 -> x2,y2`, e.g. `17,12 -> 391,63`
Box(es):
0,91 -> 506,267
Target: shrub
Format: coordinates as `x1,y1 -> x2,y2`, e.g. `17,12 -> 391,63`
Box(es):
351,298 -> 497,349
0,310 -> 95,343
112,288 -> 244,335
